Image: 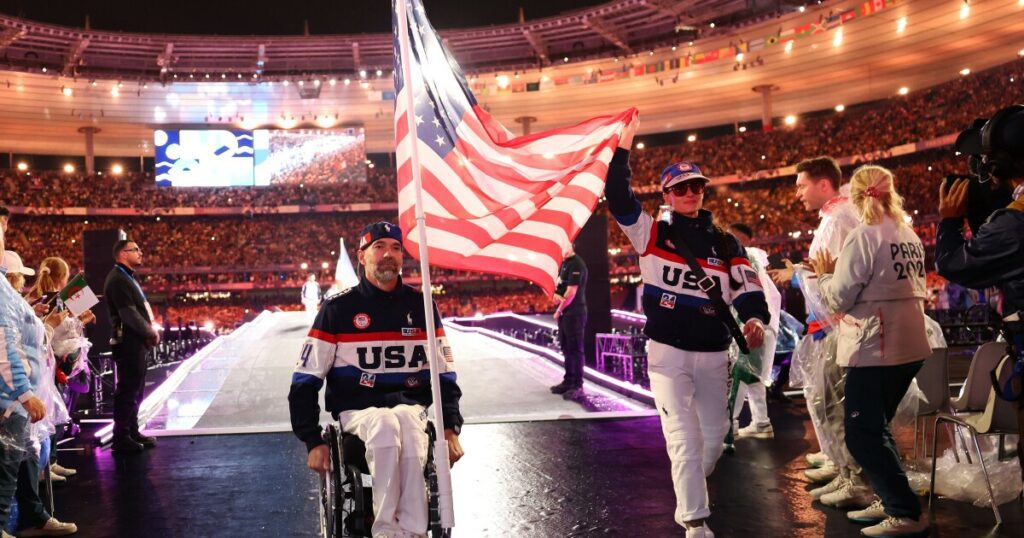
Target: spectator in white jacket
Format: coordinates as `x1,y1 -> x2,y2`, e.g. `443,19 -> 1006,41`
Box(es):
809,165 -> 930,538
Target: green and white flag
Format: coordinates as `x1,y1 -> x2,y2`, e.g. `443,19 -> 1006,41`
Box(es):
59,272 -> 99,317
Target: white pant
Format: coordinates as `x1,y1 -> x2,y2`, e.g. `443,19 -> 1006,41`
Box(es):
647,341 -> 730,525
732,381 -> 769,427
338,404 -> 429,538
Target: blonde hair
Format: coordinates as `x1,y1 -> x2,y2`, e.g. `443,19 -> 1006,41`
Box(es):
5,271 -> 24,292
26,257 -> 70,301
849,165 -> 910,226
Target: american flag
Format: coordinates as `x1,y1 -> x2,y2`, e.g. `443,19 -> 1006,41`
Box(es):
392,0 -> 638,295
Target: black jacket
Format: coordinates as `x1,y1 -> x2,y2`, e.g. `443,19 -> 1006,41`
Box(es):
288,277 -> 463,452
936,198 -> 1024,314
605,148 -> 771,351
103,263 -> 154,345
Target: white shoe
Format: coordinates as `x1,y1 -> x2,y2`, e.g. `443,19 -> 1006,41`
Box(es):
848,498 -> 887,524
820,480 -> 874,508
804,462 -> 839,483
810,475 -> 848,500
806,451 -> 830,468
15,517 -> 78,536
684,523 -> 714,538
737,422 -> 774,438
860,515 -> 929,537
50,463 -> 77,477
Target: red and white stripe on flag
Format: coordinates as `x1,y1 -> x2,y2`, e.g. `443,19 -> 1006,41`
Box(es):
393,1 -> 638,295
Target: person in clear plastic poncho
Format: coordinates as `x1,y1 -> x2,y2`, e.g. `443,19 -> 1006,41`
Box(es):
0,214 -> 78,535
767,157 -> 864,504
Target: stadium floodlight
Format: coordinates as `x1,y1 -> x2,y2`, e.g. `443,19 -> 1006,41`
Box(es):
784,115 -> 797,126
687,134 -> 697,142
111,164 -> 124,175
835,104 -> 845,112
16,162 -> 27,171
63,164 -> 75,173
898,86 -> 909,95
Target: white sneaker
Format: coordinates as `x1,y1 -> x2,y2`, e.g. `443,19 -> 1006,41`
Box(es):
50,463 -> 77,477
860,515 -> 929,537
684,523 -> 714,538
737,422 -> 774,438
810,475 -> 848,500
848,498 -> 887,524
804,462 -> 839,483
820,480 -> 874,508
805,451 -> 830,468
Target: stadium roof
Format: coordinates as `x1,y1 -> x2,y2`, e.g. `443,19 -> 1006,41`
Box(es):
0,0 -> 1022,155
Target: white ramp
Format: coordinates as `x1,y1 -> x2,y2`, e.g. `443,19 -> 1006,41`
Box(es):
142,311 -> 652,436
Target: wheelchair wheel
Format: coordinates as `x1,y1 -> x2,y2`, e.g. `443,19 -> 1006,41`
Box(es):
424,423 -> 452,538
343,463 -> 373,536
319,424 -> 345,538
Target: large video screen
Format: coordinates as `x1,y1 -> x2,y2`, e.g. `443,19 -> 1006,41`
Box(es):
154,128 -> 365,187
254,130 -> 366,186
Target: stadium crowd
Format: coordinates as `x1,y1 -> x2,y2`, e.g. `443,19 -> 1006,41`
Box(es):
4,59 -> 1021,329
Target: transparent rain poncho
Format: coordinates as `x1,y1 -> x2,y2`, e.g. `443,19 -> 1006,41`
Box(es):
0,282 -> 71,455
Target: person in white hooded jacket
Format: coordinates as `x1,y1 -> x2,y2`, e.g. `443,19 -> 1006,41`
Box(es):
810,165 -> 931,538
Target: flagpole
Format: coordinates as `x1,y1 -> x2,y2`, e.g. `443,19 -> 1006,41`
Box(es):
395,0 -> 455,529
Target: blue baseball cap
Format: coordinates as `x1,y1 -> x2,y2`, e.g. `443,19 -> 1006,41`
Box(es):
358,221 -> 403,250
660,162 -> 710,191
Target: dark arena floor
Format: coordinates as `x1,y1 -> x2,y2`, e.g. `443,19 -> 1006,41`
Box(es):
48,312 -> 1023,537
52,406 -> 1022,537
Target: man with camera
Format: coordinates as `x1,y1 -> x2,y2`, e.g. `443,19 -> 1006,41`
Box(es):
935,104 -> 1024,482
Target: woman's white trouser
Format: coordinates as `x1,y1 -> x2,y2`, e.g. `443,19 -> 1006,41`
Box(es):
647,340 -> 730,525
338,404 -> 430,538
733,381 -> 769,426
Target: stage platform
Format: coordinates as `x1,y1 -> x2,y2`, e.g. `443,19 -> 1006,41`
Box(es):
139,311 -> 653,437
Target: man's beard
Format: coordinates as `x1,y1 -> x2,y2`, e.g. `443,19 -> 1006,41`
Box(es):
373,261 -> 400,282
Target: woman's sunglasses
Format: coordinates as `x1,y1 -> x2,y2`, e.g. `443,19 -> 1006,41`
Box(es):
664,181 -> 706,196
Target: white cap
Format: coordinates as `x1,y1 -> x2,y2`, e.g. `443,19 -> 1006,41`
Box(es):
2,250 -> 34,276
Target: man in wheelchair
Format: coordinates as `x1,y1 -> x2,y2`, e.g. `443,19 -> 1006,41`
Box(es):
289,221 -> 465,538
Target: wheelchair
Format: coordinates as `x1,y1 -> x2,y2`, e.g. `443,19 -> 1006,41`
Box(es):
318,420 -> 452,538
